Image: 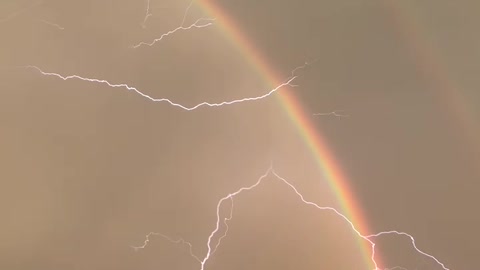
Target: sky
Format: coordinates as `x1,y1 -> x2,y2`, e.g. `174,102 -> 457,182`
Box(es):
1,0 -> 479,269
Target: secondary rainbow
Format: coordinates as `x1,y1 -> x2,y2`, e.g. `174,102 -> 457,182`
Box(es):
383,1 -> 480,164
199,0 -> 382,269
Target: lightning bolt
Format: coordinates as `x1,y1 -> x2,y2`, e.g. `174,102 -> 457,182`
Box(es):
21,58 -> 450,269
10,2 -> 452,269
39,19 -> 64,30
180,0 -> 195,26
131,17 -> 215,49
313,110 -> 349,117
23,64 -> 300,111
133,0 -> 214,49
131,232 -> 201,263
140,0 -> 152,29
210,196 -> 234,256
365,231 -> 450,270
132,166 -> 451,270
385,267 -> 409,270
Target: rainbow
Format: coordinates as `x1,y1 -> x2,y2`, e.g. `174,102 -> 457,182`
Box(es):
382,1 -> 480,162
198,1 -> 382,268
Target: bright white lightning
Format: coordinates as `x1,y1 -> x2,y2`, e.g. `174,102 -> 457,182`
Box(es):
133,166 -> 451,270
24,65 -> 298,111
4,1 -> 452,269
131,17 -> 215,49
366,231 -> 451,270
210,196 -> 234,256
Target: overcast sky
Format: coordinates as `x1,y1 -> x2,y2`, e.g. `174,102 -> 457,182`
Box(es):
1,1 -> 479,269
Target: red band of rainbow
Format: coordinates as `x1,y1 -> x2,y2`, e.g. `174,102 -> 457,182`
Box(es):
199,1 -> 383,268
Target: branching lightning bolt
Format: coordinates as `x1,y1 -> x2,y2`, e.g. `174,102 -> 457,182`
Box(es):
131,232 -> 201,263
23,65 -> 299,110
133,0 -> 214,49
366,231 -> 450,270
131,17 -> 215,49
133,166 -> 451,270
9,2 -> 451,268
211,196 -> 234,256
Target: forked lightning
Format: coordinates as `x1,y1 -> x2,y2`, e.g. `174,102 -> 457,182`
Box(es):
132,166 -> 451,270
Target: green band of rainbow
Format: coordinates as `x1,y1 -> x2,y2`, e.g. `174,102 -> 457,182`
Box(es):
384,1 -> 480,157
199,1 -> 382,268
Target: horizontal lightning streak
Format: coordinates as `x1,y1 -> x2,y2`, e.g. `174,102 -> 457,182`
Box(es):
133,166 -> 450,270
24,65 -> 298,110
385,267 -> 409,270
39,19 -> 64,30
313,110 -> 349,117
